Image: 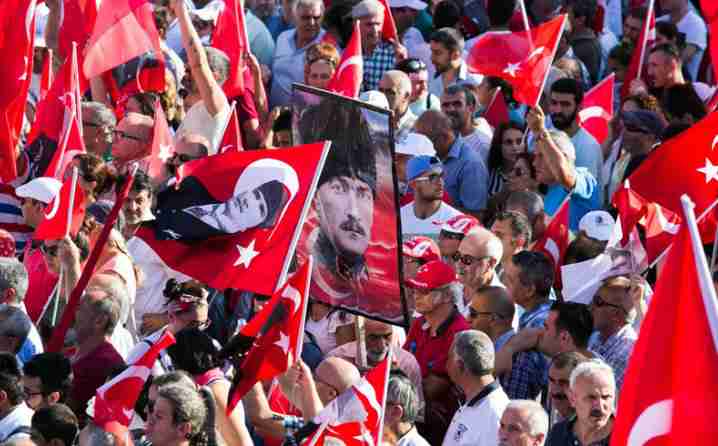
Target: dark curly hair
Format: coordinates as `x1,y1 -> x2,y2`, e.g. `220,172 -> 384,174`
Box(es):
167,327 -> 220,376
163,279 -> 208,308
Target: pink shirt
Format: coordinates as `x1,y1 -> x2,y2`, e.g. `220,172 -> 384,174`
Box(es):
23,247 -> 58,323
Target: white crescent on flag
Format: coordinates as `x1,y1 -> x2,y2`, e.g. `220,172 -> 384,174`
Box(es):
45,195 -> 61,220
578,106 -> 611,123
544,238 -> 560,264
711,135 -> 718,151
335,55 -> 363,81
281,283 -> 301,315
627,399 -> 672,446
527,46 -> 545,60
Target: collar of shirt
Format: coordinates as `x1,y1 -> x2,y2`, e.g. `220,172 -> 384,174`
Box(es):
420,307 -> 461,337
494,328 -> 516,352
592,324 -> 637,346
519,301 -> 551,329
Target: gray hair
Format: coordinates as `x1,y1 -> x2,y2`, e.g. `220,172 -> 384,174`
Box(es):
153,371 -> 196,390
382,70 -> 412,97
83,101 -> 117,127
444,84 -> 476,108
505,400 -> 549,440
386,374 -> 421,424
544,129 -> 576,163
83,289 -> 121,336
89,273 -> 131,326
0,258 -> 28,304
569,359 -> 615,390
445,282 -> 463,306
294,0 -> 324,15
451,330 -> 494,377
81,423 -> 119,446
205,47 -> 230,86
158,384 -> 208,440
0,305 -> 31,352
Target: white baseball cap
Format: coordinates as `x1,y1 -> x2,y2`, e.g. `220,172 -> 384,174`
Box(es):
15,177 -> 62,205
395,133 -> 436,157
389,0 -> 427,10
359,90 -> 390,109
578,211 -> 616,242
191,0 -> 224,24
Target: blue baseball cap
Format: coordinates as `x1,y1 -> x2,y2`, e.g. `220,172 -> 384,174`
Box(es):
407,155 -> 442,182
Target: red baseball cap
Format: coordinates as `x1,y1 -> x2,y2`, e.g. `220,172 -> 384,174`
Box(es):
405,260 -> 457,290
441,214 -> 480,236
402,236 -> 441,263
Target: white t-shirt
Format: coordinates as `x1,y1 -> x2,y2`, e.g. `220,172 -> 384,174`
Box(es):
176,99 -> 230,155
397,426 -> 431,446
442,384 -> 509,446
400,202 -> 462,238
0,403 -> 33,442
459,120 -> 493,165
305,310 -> 355,355
657,11 -> 707,81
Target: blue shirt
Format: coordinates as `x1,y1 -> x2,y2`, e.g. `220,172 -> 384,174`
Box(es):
442,137 -> 490,211
571,127 -> 604,192
494,329 -> 515,352
245,10 -> 276,67
263,13 -> 293,41
270,29 -> 325,107
544,167 -> 601,231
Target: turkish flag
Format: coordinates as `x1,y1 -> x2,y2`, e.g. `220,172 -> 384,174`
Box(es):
226,258 -> 311,412
641,202 -> 681,264
213,0 -> 250,98
327,22 -> 363,98
40,50 -> 54,102
483,87 -> 510,129
34,170 -> 86,241
621,0 -> 655,100
94,330 -> 175,426
0,0 -> 36,183
218,102 -> 244,153
610,207 -> 718,445
611,179 -> 648,246
700,0 -> 718,84
578,73 -> 614,145
145,100 -> 174,179
378,0 -> 398,42
135,142 -> 329,296
628,111 -> 718,219
58,0 -> 97,59
466,15 -> 567,106
533,198 -> 569,288
83,0 -> 164,86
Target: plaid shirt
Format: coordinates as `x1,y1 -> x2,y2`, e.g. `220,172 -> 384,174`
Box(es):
362,41 -> 396,92
501,350 -> 548,400
588,325 -> 637,390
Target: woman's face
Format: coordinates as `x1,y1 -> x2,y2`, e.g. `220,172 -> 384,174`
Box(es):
306,59 -> 335,90
500,128 -> 525,165
410,72 -> 428,102
476,78 -> 493,107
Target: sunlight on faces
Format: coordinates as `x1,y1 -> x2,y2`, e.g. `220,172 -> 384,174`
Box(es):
365,320 -> 393,364
441,91 -> 472,131
498,407 -> 545,446
548,91 -> 578,131
306,59 -> 335,89
146,396 -> 187,446
123,189 -> 152,226
430,41 -> 453,74
359,13 -> 384,50
569,372 -> 615,430
501,128 -> 526,165
295,4 -> 323,43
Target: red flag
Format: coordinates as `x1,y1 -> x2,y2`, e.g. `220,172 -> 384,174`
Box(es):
610,199 -> 718,446
58,0 -> 97,59
0,0 -> 36,183
578,73 -> 614,145
611,179 -> 647,246
700,0 -> 718,85
40,50 -> 54,102
34,170 -> 86,240
145,100 -> 175,179
641,202 -> 681,264
226,258 -> 312,412
378,0 -> 398,42
218,102 -> 244,153
483,88 -> 510,129
628,111 -> 718,218
135,142 -> 330,296
94,330 -> 176,425
467,15 -> 567,106
533,198 -> 569,287
213,0 -> 250,98
621,0 -> 655,100
83,0 -> 164,84
328,22 -> 363,98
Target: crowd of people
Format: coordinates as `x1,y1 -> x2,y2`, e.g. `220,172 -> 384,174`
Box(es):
0,0 -> 714,444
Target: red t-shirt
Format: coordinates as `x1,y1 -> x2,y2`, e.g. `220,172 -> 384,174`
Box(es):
70,341 -> 125,422
23,247 -> 58,323
232,88 -> 259,149
404,310 -> 470,378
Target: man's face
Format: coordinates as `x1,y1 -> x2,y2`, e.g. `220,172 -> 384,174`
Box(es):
647,51 -> 672,88
21,198 -> 45,228
123,189 -> 152,226
590,288 -> 625,333
413,289 -> 441,315
146,396 -> 185,446
411,168 -> 444,202
445,346 -> 460,384
22,375 -> 46,410
82,113 -> 114,157
295,4 -> 323,43
430,41 -> 453,74
456,238 -> 493,291
379,76 -> 409,116
316,176 -> 374,259
73,297 -> 99,342
307,59 -> 335,89
359,13 -> 384,50
623,15 -> 642,43
252,0 -> 277,19
441,91 -> 472,131
365,321 -> 393,364
548,91 -> 578,131
621,123 -> 653,155
438,230 -> 463,262
548,364 -> 574,418
206,188 -> 269,233
467,292 -> 494,335
540,311 -> 563,356
532,142 -> 556,185
409,72 -> 429,102
498,407 -> 544,446
112,118 -> 149,162
491,218 -> 519,265
569,374 -> 616,430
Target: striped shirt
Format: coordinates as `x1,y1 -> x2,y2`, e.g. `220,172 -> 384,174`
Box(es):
0,154 -> 32,254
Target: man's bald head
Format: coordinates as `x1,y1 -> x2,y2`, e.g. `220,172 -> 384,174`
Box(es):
461,227 -> 504,264
414,110 -> 454,156
122,112 -> 154,140
112,112 -> 154,164
315,357 -> 360,404
175,132 -> 211,159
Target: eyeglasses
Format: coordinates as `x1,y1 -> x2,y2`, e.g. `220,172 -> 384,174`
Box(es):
40,244 -> 58,257
171,152 -> 198,164
402,59 -> 426,73
592,295 -> 627,313
439,230 -> 464,241
414,173 -> 443,183
468,307 -> 495,319
624,125 -> 650,134
452,252 -> 489,266
113,129 -> 145,142
23,387 -> 44,399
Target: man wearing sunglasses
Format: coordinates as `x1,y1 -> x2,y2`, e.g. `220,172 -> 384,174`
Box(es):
587,276 -> 637,390
111,112 -> 154,170
437,214 -> 479,267
454,227 -> 504,316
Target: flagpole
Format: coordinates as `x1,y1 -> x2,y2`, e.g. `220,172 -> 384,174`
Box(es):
518,0 -> 531,33
636,0 -> 655,83
307,421 -> 329,446
375,346 -> 393,446
218,101 -> 237,154
295,256 -> 313,360
680,194 -> 718,350
533,14 -> 567,108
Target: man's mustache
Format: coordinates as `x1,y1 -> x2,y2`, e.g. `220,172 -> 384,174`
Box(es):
339,218 -> 366,236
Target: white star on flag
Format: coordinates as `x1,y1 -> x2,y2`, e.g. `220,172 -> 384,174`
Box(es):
503,62 -> 520,77
274,331 -> 290,354
158,144 -> 174,163
697,158 -> 718,183
234,239 -> 260,268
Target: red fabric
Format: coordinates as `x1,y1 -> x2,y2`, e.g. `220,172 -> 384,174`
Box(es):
610,224 -> 718,445
578,73 -> 614,145
44,86 -> 87,180
58,0 -> 96,59
40,50 -> 54,102
0,0 -> 35,183
641,202 -> 681,264
227,260 -> 311,412
264,385 -> 301,446
23,248 -> 58,323
611,180 -> 647,246
483,88 -> 510,129
145,100 -> 174,179
219,102 -> 244,153
94,331 -> 175,426
621,0 -> 655,100
466,15 -> 566,106
700,0 -> 718,84
70,341 -> 125,420
378,0 -> 398,42
213,0 -> 250,98
0,229 -> 14,257
83,0 -> 163,86
532,198 -> 569,289
194,367 -> 226,387
628,111 -> 718,219
404,311 -> 470,378
34,172 -> 86,241
328,22 -> 363,98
